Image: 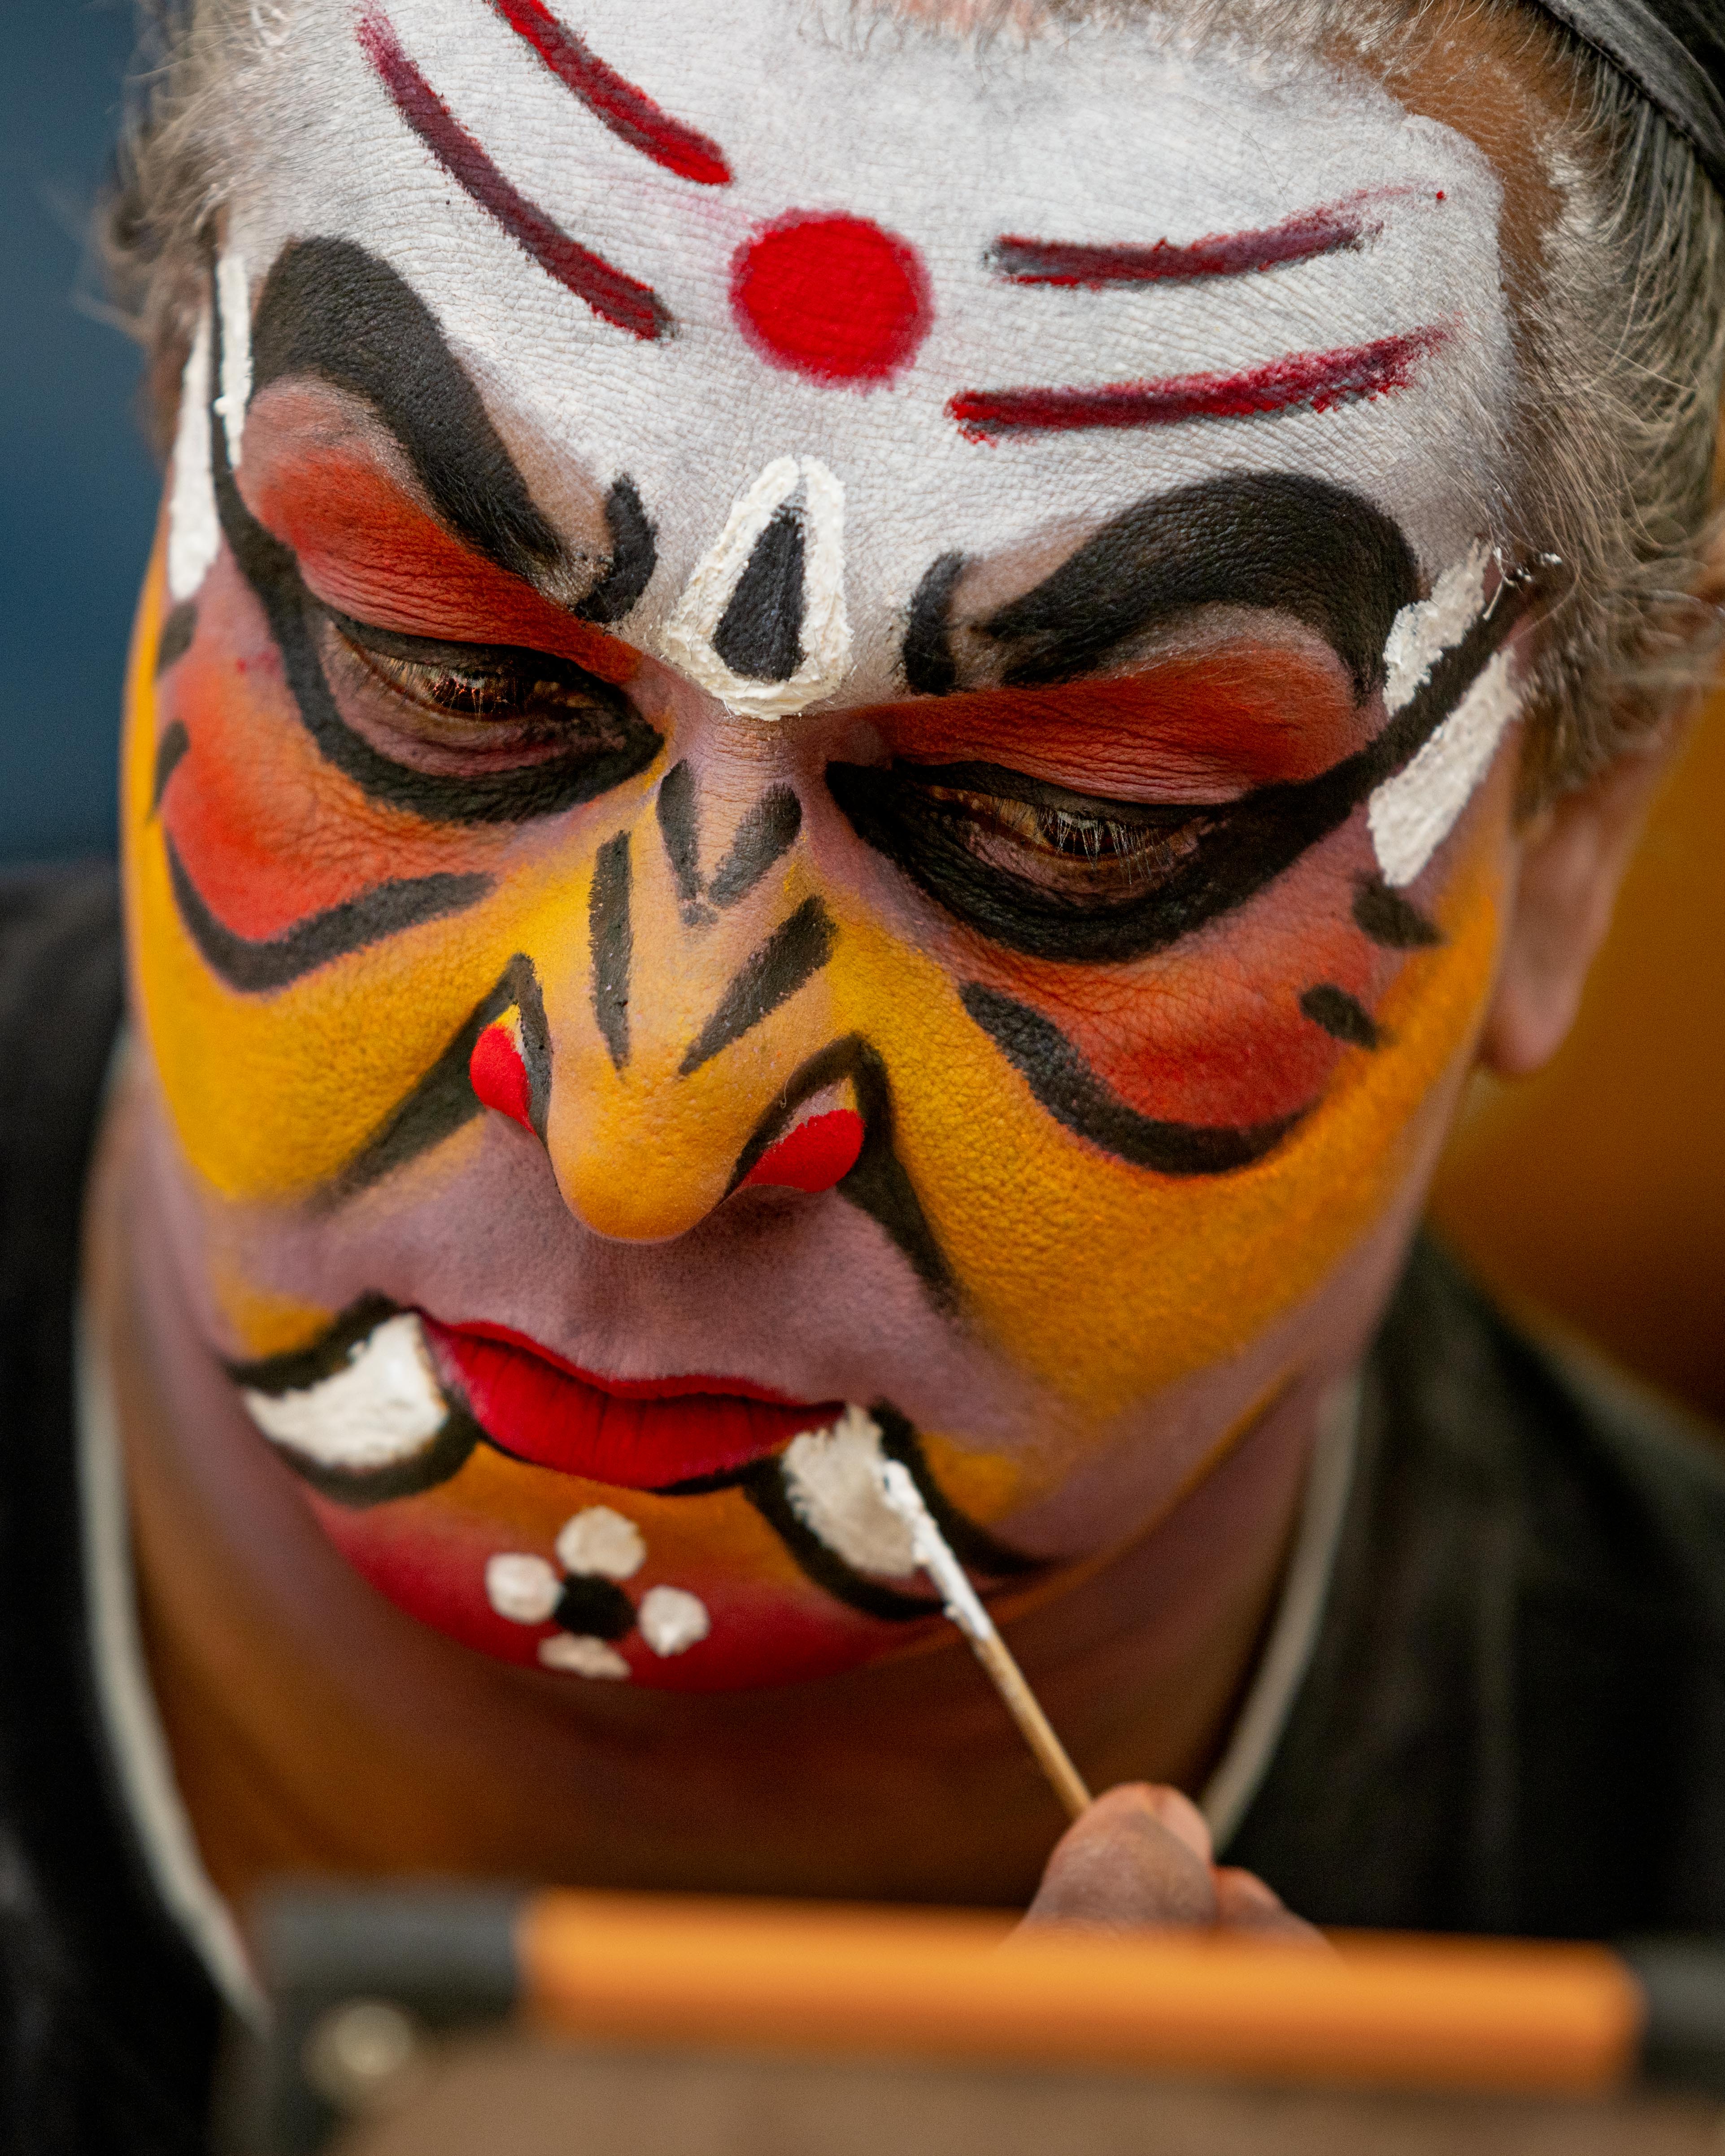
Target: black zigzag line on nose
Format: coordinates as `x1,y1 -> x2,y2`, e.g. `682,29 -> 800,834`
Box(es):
655,761 -> 704,911
589,829 -> 633,1071
679,899 -> 836,1077
658,764 -> 803,924
166,838 -> 490,995
959,983 -> 1305,1175
325,960 -> 533,1203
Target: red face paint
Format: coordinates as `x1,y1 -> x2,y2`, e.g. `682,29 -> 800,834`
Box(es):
420,1316 -> 842,1487
470,1023 -> 534,1131
743,1108 -> 865,1193
730,213 -> 932,386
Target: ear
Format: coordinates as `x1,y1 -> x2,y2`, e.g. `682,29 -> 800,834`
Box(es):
1477,740 -> 1676,1078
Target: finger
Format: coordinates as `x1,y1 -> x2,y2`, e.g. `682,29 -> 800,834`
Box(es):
1018,1782 -> 1219,1934
1211,1864 -> 1329,1944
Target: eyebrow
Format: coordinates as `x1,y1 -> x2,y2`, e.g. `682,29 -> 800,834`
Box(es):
249,236 -> 655,619
986,192 -> 1391,287
358,7 -> 671,341
912,471 -> 1421,701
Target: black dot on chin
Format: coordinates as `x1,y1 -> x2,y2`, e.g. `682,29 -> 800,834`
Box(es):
553,1574 -> 636,1641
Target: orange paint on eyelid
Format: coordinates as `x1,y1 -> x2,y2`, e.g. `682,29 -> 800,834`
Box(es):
868,650 -> 1371,800
238,398 -> 641,687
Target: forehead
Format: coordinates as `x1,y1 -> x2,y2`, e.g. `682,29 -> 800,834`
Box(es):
228,0 -> 1512,691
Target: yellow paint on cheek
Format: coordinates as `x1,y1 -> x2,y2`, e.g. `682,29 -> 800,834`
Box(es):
207,1265 -> 335,1361
915,1428 -> 1029,1526
831,829 -> 1506,1424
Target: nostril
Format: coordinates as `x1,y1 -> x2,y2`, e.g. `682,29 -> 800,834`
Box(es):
742,1108 -> 864,1194
471,1021 -> 535,1134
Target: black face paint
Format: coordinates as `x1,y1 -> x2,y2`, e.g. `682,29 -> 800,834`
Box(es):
657,761 -> 804,926
727,1033 -> 958,1310
1353,875 -> 1445,948
959,983 -> 1304,1175
575,476 -> 657,626
678,897 -> 835,1076
588,830 -> 633,1073
155,602 -> 198,676
974,473 -> 1419,699
831,586 -> 1530,965
151,722 -> 190,814
552,1574 -> 636,1640
166,839 -> 490,995
209,260 -> 664,826
1299,983 -> 1383,1048
868,1402 -> 1039,1577
902,551 -> 966,695
711,504 -> 807,683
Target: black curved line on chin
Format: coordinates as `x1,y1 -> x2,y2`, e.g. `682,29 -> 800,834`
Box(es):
870,1404 -> 1041,1578
725,1033 -> 958,1312
260,1406 -> 484,1509
960,983 -> 1307,1176
166,837 -> 491,994
738,1457 -> 941,1622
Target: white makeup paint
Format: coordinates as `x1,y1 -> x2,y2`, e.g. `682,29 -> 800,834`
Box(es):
781,1404 -> 919,1576
214,249 -> 254,470
554,1504 -> 646,1579
1369,647 -> 1520,886
485,1551 -> 561,1623
222,0 -> 1516,704
166,308 -> 218,604
1382,541 -> 1491,713
242,1311 -> 446,1470
662,456 -> 850,719
638,1585 -> 711,1657
538,1634 -> 631,1679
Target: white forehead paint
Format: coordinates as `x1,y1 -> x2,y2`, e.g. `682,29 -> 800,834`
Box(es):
662,456 -> 851,719
781,1403 -> 919,1575
219,0 -> 1516,701
166,306 -> 218,604
554,1503 -> 648,1578
638,1585 -> 711,1657
241,1309 -> 446,1470
1369,647 -> 1520,886
214,249 -> 254,470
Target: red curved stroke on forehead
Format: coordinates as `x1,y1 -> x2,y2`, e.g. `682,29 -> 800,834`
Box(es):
988,193 -> 1391,286
483,0 -> 731,185
358,7 -> 671,340
950,326 -> 1446,440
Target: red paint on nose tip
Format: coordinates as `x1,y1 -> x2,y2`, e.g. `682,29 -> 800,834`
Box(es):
742,1109 -> 866,1193
730,213 -> 932,385
470,1022 -> 535,1133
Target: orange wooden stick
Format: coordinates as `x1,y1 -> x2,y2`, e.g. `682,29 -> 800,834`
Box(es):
516,1891 -> 1644,2097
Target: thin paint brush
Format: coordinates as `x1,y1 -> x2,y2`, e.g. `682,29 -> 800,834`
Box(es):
877,1459 -> 1092,1822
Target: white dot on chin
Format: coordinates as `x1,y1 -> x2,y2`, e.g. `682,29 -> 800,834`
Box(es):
555,1505 -> 646,1581
538,1634 -> 631,1681
485,1552 -> 560,1625
638,1586 -> 711,1658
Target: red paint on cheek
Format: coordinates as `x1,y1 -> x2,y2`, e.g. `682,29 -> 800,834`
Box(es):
731,213 -> 932,385
470,1023 -> 534,1131
742,1109 -> 865,1193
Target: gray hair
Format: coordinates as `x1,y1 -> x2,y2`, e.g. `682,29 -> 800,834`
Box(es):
104,0 -> 1725,802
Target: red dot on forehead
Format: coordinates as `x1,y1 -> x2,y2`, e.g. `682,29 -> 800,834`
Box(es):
730,213 -> 932,385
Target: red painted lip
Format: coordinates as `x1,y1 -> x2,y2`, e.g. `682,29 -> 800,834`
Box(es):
418,1316 -> 841,1490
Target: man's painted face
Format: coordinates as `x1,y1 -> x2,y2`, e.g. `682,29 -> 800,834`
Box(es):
128,0 -> 1530,1688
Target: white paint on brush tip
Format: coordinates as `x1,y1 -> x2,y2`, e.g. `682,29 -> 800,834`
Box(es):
877,1458 -> 993,1642
661,456 -> 851,721
781,1404 -> 918,1576
539,1634 -> 631,1679
214,250 -> 253,469
639,1585 -> 710,1657
242,1312 -> 446,1470
1381,542 -> 1491,714
485,1552 -> 561,1625
555,1505 -> 646,1580
1368,649 -> 1520,887
166,307 -> 218,604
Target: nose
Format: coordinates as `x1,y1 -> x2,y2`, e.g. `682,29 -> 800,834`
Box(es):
471,757 -> 857,1240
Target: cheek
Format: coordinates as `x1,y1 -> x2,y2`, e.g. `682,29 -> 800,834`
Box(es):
829,795 -> 1511,1424
124,543 -> 596,1201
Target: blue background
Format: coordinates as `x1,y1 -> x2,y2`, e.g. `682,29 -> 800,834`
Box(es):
1,3 -> 158,864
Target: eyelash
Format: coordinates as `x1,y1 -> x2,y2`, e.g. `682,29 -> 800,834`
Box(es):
328,613 -> 619,737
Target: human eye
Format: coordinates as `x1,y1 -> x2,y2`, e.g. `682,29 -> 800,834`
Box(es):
320,609 -> 643,767
828,757 -> 1227,959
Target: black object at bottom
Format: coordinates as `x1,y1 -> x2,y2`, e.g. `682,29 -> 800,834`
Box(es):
1624,1938 -> 1725,2092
